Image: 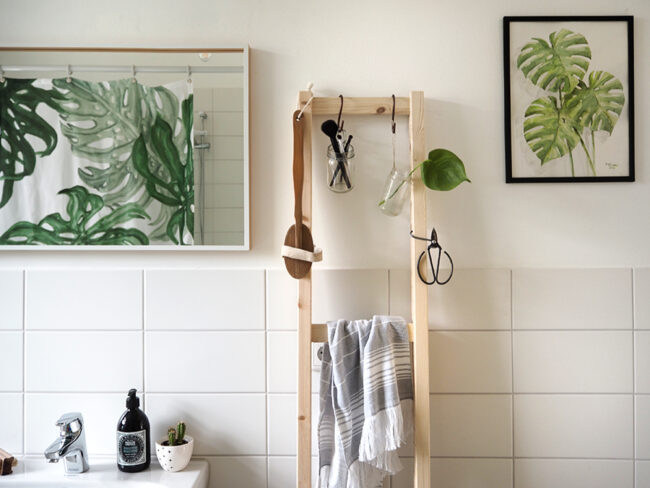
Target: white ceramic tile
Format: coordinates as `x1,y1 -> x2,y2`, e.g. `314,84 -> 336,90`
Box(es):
267,394 -> 318,456
389,269 -> 412,320
313,269 -> 388,323
193,88 -> 212,113
390,269 -> 511,329
0,393 -> 22,454
206,456 -> 266,488
430,394 -> 512,457
635,269 -> 650,329
25,331 -> 142,392
146,331 -> 264,392
513,269 -> 632,329
206,161 -> 245,185
513,331 -> 633,393
201,232 -> 245,246
267,331 -> 319,393
146,394 -> 265,455
514,394 -> 632,458
213,112 -> 244,136
0,270 -> 22,330
267,270 -> 298,330
0,332 -> 22,390
514,459 -> 633,488
637,396 -> 650,459
204,184 -> 244,208
429,331 -> 511,393
636,332 -> 650,393
25,393 -> 124,455
392,457 -> 513,488
211,136 -> 244,159
638,461 -> 650,488
145,270 -> 264,330
25,270 -> 142,330
267,456 -> 318,488
205,209 -> 245,232
213,88 -> 244,111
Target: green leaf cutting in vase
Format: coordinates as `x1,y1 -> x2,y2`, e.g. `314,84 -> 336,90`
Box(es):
517,29 -> 625,176
0,185 -> 149,245
0,78 -> 62,208
132,108 -> 194,245
378,149 -> 470,207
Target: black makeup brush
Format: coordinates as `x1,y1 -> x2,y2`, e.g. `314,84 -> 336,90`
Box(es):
321,120 -> 351,189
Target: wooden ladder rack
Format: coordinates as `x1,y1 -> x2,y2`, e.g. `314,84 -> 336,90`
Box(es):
295,90 -> 431,488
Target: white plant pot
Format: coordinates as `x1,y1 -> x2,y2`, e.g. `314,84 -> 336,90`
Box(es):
155,435 -> 194,472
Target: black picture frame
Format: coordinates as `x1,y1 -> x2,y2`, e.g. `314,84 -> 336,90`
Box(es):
503,16 -> 634,183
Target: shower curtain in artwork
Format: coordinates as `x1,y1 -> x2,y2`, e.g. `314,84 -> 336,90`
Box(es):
0,77 -> 194,245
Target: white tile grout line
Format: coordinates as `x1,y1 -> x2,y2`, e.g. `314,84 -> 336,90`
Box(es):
510,269 -> 516,487
263,269 -> 269,488
142,270 -> 146,409
22,269 -> 26,456
17,391 -> 644,396
633,268 -> 637,488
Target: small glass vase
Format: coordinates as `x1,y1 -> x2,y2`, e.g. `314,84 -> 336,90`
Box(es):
327,144 -> 355,193
378,168 -> 410,216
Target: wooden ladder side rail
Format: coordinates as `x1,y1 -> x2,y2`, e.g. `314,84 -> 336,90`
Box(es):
296,91 -> 430,488
296,89 -> 313,488
409,90 -> 431,488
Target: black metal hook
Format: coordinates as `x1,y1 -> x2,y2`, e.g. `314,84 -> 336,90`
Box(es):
410,228 -> 454,285
337,94 -> 344,130
391,94 -> 396,134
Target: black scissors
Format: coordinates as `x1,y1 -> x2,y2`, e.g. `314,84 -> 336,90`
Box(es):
410,228 -> 453,285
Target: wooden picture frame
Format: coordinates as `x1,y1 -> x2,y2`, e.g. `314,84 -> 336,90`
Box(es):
503,16 -> 634,183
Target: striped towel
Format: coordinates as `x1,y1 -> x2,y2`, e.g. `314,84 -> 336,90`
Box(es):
317,316 -> 413,488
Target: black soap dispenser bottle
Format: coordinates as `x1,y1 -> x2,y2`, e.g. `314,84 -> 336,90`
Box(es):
116,389 -> 151,472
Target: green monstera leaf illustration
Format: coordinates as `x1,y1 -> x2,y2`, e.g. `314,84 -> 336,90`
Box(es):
52,78 -> 187,240
564,70 -> 625,134
0,185 -> 149,245
517,29 -> 591,94
523,96 -> 581,165
0,78 -> 61,208
132,100 -> 194,245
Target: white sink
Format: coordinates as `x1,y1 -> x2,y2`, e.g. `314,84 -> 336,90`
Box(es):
3,457 -> 209,487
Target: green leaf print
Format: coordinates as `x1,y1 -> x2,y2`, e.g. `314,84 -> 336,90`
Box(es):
0,78 -> 61,208
564,70 -> 625,134
0,185 -> 149,245
523,96 -> 581,165
52,78 -> 189,240
132,107 -> 194,245
517,29 -> 591,94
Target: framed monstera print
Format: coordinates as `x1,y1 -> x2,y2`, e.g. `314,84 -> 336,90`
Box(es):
503,16 -> 634,183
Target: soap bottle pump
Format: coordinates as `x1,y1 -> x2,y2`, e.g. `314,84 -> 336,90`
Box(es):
116,389 -> 150,472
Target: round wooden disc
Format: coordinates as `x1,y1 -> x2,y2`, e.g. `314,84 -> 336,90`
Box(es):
283,224 -> 314,279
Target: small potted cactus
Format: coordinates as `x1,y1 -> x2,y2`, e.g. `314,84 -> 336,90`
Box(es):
155,421 -> 194,472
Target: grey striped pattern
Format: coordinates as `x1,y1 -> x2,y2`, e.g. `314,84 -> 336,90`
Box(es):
318,316 -> 413,487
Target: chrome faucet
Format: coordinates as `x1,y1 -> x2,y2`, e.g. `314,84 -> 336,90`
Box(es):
44,412 -> 89,474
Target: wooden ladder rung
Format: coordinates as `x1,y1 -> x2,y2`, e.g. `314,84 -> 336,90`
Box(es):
311,322 -> 415,343
303,96 -> 411,116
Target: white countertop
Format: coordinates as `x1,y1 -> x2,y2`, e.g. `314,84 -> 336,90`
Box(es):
1,457 -> 209,487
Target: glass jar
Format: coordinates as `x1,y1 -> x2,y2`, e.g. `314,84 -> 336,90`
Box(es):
378,168 -> 410,216
326,144 -> 355,193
